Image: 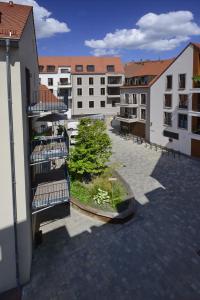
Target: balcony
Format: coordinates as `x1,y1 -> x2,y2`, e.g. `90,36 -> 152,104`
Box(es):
30,136 -> 68,164
58,80 -> 71,87
31,164 -> 70,211
107,76 -> 122,86
192,116 -> 200,135
115,113 -> 138,123
28,87 -> 68,114
107,87 -> 120,98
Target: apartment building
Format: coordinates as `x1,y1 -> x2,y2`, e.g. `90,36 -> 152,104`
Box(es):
150,42 -> 200,158
38,60 -> 72,119
117,59 -> 173,139
38,56 -> 124,118
0,1 -> 38,293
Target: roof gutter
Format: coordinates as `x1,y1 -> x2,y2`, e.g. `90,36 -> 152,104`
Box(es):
4,38 -> 21,291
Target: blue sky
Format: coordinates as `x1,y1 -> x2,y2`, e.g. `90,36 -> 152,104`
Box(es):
34,0 -> 200,62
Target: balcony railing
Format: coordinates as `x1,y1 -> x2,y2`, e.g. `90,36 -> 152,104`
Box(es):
30,136 -> 68,164
28,90 -> 68,114
31,165 -> 70,211
58,82 -> 71,86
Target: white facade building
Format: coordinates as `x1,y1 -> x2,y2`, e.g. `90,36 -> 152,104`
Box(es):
39,65 -> 72,119
150,43 -> 200,158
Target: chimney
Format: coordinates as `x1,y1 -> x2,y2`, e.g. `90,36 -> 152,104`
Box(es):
9,1 -> 14,6
0,12 -> 2,23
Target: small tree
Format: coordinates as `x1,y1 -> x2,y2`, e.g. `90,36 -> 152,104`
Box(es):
68,118 -> 112,180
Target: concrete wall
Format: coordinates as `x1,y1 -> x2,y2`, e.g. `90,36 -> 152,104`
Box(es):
72,74 -> 124,116
0,12 -> 38,292
150,44 -> 194,155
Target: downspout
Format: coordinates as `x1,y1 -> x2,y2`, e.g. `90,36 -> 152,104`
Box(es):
5,38 -> 20,289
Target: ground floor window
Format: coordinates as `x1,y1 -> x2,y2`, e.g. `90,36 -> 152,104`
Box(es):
178,113 -> 188,129
77,101 -> 82,108
89,101 -> 94,108
101,101 -> 105,107
164,112 -> 172,126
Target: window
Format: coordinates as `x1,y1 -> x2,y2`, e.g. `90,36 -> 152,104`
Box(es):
141,109 -> 146,120
89,88 -> 94,95
133,94 -> 137,104
77,88 -> 82,96
47,65 -> 55,72
89,101 -> 94,108
39,65 -> 44,72
77,77 -> 82,85
101,101 -> 105,107
101,88 -> 105,95
107,65 -> 115,72
77,101 -> 82,108
164,112 -> 172,126
60,68 -> 69,73
75,65 -> 83,72
179,94 -> 188,109
166,75 -> 172,90
141,94 -> 146,105
25,68 -> 31,105
164,94 -> 172,108
178,114 -> 188,129
179,74 -> 186,89
125,94 -> 130,104
59,78 -> 68,85
89,77 -> 94,85
101,77 -> 105,85
87,65 -> 95,72
48,78 -> 53,86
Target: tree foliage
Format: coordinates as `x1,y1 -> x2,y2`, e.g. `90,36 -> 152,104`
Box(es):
68,118 -> 112,178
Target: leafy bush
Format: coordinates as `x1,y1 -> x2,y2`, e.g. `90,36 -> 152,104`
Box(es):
70,169 -> 127,211
93,188 -> 110,205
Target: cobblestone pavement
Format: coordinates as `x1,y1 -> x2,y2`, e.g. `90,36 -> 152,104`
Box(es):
23,128 -> 200,300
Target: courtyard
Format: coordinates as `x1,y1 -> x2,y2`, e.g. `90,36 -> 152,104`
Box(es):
23,127 -> 200,300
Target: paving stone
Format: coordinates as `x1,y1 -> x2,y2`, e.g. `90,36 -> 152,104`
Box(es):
23,128 -> 200,300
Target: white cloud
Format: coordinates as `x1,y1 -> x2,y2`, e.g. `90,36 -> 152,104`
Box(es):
85,11 -> 200,56
6,0 -> 70,38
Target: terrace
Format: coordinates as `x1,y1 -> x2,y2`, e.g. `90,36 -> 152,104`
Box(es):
31,164 -> 70,211
28,86 -> 68,115
30,135 -> 68,164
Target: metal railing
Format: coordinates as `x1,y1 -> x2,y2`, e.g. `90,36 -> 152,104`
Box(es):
28,90 -> 68,114
30,136 -> 68,164
31,165 -> 70,211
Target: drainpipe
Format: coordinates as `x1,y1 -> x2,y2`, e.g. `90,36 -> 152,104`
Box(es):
5,38 -> 20,290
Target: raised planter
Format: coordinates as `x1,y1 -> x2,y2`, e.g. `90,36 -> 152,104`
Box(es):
70,171 -> 135,224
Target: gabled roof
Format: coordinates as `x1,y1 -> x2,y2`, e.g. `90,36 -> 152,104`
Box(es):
124,59 -> 174,78
0,1 -> 32,39
121,58 -> 174,89
39,85 -> 58,103
38,56 -> 124,74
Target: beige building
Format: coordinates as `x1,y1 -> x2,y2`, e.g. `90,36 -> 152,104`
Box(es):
0,1 -> 38,294
38,56 -> 125,118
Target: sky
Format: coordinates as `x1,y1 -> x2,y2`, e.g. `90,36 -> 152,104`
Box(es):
7,0 -> 200,62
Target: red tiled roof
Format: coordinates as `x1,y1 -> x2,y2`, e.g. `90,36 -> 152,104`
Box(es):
38,56 -> 124,74
39,85 -> 58,103
124,59 -> 174,78
0,1 -> 32,39
192,43 -> 200,50
121,58 -> 174,88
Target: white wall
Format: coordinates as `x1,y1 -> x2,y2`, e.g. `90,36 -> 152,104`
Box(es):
150,45 -> 194,155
